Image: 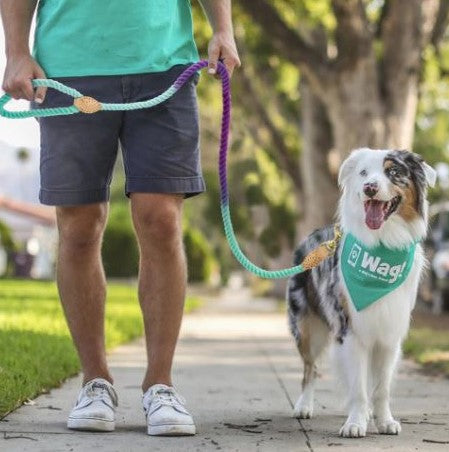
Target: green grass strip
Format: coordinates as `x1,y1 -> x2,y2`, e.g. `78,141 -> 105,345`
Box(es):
0,279 -> 201,418
404,328 -> 449,377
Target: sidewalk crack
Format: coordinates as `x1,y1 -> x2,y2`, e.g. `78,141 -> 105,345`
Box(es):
258,346 -> 314,452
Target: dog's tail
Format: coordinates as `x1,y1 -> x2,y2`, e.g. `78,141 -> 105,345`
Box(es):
288,306 -> 301,345
286,277 -> 303,346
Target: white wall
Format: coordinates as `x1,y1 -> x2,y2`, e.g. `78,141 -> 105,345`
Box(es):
0,140 -> 41,241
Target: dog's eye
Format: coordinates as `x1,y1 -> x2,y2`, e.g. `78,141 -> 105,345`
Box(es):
389,168 -> 398,176
360,169 -> 367,177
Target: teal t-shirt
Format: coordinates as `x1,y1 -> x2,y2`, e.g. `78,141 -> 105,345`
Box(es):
33,0 -> 199,77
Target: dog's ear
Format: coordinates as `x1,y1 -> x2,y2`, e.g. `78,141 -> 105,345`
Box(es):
338,149 -> 364,189
404,151 -> 437,188
423,162 -> 437,188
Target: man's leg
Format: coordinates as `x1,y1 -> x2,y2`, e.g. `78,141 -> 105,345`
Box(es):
56,202 -> 112,384
130,193 -> 186,391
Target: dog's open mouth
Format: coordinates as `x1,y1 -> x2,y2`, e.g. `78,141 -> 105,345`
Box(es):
363,196 -> 402,230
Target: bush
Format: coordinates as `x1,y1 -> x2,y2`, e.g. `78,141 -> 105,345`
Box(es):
103,201 -> 218,282
0,220 -> 18,277
102,204 -> 139,277
0,221 -> 16,251
183,226 -> 216,283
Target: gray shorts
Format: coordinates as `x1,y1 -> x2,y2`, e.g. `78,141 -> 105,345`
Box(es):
35,64 -> 205,206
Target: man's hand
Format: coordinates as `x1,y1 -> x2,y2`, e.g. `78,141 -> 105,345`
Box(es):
198,0 -> 240,77
207,31 -> 241,78
2,54 -> 47,102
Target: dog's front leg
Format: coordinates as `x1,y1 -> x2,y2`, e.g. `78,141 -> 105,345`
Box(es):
372,343 -> 402,435
337,335 -> 369,438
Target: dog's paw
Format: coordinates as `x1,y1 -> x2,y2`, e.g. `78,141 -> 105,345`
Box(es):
293,405 -> 313,419
293,396 -> 313,419
376,419 -> 401,435
339,421 -> 366,438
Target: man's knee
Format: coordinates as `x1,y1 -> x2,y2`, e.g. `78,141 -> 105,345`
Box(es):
57,203 -> 108,249
131,194 -> 183,246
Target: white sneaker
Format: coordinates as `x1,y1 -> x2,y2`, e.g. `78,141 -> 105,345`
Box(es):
143,384 -> 196,436
67,378 -> 118,432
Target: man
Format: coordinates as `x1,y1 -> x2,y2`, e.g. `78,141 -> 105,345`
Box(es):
1,0 -> 240,437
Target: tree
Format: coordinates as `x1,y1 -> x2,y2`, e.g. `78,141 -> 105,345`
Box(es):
186,1 -> 449,292
237,0 -> 449,229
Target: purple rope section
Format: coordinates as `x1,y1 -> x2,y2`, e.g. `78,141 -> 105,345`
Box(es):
216,63 -> 231,206
173,60 -> 207,89
175,60 -> 231,206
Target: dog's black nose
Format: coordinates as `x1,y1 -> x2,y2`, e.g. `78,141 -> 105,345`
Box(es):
363,182 -> 378,198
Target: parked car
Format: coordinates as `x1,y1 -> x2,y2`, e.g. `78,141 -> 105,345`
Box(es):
420,202 -> 449,313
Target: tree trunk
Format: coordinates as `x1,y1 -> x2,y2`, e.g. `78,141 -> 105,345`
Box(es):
238,0 -> 447,245
268,236 -> 293,298
299,80 -> 337,234
381,0 -> 440,149
324,36 -> 387,157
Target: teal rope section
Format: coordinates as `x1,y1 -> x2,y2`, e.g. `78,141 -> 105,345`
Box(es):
221,204 -> 305,279
33,79 -> 83,97
0,79 -> 179,118
0,79 -> 82,118
102,86 -> 178,111
0,92 -> 79,119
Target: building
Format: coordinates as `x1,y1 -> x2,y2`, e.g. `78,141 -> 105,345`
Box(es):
0,141 -> 57,278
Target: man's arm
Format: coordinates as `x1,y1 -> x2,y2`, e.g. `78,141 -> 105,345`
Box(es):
1,0 -> 46,101
198,0 -> 241,76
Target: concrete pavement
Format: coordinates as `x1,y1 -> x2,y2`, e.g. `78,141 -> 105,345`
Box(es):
1,288 -> 449,451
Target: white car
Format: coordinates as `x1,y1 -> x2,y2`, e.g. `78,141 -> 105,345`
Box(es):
420,202 -> 449,313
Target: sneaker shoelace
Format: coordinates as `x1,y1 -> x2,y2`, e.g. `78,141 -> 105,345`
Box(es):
145,387 -> 186,414
84,381 -> 118,406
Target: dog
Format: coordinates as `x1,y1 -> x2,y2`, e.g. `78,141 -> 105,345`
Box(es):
286,148 -> 436,438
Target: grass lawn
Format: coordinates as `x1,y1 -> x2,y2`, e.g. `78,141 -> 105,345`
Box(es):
0,278 -> 202,418
404,312 -> 449,377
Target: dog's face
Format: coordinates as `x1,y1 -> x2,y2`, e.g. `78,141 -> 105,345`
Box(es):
338,148 -> 436,238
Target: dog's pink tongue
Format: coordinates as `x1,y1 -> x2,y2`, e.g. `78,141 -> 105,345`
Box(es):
365,200 -> 385,230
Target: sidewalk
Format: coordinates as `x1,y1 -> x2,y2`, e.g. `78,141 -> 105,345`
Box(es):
1,289 -> 448,451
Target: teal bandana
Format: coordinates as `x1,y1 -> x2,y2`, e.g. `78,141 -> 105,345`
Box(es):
340,233 -> 416,311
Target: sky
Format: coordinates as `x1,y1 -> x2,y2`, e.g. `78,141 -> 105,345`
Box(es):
0,20 -> 40,149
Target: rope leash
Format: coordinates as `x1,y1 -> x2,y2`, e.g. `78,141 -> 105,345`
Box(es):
0,60 -> 339,278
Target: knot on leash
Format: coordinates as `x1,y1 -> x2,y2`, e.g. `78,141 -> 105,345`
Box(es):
74,96 -> 102,114
302,225 -> 342,270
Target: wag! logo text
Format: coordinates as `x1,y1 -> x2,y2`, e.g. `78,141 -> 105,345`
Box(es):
359,252 -> 406,283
